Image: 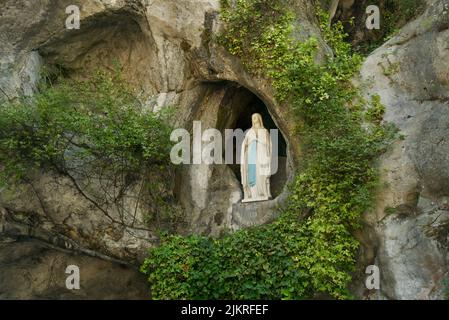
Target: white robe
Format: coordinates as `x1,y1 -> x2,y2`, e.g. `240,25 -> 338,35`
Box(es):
240,128 -> 272,202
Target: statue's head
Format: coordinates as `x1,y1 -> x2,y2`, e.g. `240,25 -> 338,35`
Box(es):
251,113 -> 264,129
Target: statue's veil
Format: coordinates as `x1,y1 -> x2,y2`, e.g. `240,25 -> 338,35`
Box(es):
252,113 -> 265,129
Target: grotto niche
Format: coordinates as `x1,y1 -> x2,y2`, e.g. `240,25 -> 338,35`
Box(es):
174,80 -> 293,236
217,82 -> 288,200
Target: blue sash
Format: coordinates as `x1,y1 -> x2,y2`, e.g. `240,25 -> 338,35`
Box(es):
248,140 -> 257,187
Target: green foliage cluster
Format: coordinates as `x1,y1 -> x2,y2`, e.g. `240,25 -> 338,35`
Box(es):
141,0 -> 395,299
218,0 -> 295,73
365,94 -> 386,124
353,0 -> 426,54
0,71 -> 173,189
443,279 -> 449,300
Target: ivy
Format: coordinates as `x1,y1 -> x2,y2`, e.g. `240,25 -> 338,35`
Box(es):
141,0 -> 396,299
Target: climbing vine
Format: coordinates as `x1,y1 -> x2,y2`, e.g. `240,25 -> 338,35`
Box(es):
140,0 -> 396,299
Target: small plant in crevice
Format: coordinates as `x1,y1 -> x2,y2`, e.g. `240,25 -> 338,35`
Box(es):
443,279 -> 449,300
365,94 -> 386,124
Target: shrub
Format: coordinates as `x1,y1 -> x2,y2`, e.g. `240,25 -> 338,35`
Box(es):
0,70 -> 175,228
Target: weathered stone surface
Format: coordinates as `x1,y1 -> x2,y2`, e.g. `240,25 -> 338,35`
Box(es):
0,171 -> 158,264
356,0 -> 449,299
0,236 -> 149,299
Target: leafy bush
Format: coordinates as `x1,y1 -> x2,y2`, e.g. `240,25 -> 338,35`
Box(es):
0,71 -> 172,184
141,0 -> 396,299
0,70 -> 175,228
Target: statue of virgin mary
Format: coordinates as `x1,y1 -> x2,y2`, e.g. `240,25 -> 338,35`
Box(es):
240,113 -> 272,202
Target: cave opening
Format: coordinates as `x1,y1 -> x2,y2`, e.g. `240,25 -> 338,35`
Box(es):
217,82 -> 288,199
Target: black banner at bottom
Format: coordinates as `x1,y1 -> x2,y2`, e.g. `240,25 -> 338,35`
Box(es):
1,300 -> 447,319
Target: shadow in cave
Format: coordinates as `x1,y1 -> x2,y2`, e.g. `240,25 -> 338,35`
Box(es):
217,82 -> 288,199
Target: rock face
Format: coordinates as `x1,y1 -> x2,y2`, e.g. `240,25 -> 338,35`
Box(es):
357,0 -> 449,299
1,0 -> 449,300
0,236 -> 149,299
1,0 -> 319,267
